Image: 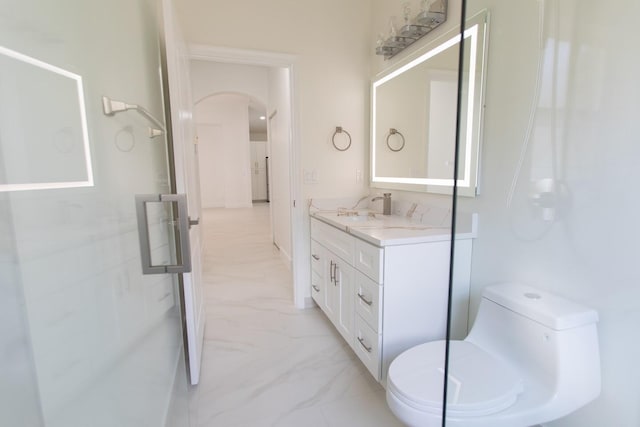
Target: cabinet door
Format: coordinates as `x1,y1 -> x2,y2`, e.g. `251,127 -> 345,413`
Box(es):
333,258 -> 355,346
324,257 -> 339,322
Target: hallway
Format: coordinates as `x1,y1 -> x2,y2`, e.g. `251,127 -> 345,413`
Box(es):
189,205 -> 402,426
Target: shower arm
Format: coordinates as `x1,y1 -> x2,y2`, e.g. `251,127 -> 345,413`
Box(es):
102,96 -> 165,138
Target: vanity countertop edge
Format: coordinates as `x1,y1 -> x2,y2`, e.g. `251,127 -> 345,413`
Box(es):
310,211 -> 476,247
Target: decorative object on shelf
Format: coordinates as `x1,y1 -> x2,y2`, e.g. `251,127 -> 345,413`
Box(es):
375,0 -> 448,60
332,126 -> 352,151
386,128 -> 405,152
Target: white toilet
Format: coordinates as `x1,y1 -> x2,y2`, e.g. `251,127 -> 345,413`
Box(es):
386,283 -> 601,427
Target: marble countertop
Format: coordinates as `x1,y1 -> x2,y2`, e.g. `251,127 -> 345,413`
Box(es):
310,210 -> 476,247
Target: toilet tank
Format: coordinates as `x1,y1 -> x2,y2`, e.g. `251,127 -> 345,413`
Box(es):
480,284 -> 598,330
466,283 -> 601,406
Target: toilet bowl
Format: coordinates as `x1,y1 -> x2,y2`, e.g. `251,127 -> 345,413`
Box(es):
386,283 -> 600,427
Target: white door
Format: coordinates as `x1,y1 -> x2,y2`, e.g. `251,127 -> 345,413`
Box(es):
250,141 -> 268,201
162,0 -> 206,385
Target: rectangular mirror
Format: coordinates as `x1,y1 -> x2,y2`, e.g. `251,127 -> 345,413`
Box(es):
371,10 -> 489,197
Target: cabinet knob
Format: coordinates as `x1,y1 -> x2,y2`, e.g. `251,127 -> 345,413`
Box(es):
312,254 -> 320,261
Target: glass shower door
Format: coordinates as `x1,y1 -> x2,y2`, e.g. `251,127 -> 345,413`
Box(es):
447,0 -> 640,426
0,0 -> 191,426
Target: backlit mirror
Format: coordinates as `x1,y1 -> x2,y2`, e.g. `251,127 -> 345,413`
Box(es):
0,45 -> 93,192
371,10 -> 488,196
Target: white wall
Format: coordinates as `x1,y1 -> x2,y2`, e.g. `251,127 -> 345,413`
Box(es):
195,93 -> 253,208
372,0 -> 640,425
250,132 -> 267,141
175,0 -> 372,200
190,61 -> 269,105
0,212 -> 42,424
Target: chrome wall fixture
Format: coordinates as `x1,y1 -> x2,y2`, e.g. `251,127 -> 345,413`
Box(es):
102,96 -> 165,138
332,126 -> 352,151
386,128 -> 406,152
376,0 -> 448,60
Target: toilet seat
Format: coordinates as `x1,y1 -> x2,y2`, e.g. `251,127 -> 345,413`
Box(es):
387,341 -> 524,417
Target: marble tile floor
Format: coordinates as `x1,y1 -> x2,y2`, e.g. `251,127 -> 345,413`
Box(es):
189,205 -> 404,427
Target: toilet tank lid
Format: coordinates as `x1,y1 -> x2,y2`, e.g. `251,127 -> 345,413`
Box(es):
482,284 -> 599,331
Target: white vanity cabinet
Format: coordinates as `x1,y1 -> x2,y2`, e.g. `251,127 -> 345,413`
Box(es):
310,216 -> 472,384
310,220 -> 356,346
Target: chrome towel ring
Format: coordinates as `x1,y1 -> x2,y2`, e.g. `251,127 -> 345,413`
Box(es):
332,126 -> 352,151
386,128 -> 405,152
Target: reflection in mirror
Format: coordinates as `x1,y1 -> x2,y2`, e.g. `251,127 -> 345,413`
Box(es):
0,45 -> 93,192
371,11 -> 488,196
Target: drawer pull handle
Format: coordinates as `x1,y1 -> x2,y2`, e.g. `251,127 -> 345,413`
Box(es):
357,293 -> 373,306
312,254 -> 320,260
158,292 -> 172,302
330,261 -> 335,282
357,336 -> 372,353
312,285 -> 320,292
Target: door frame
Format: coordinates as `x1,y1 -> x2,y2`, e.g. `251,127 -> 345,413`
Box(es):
188,45 -> 305,309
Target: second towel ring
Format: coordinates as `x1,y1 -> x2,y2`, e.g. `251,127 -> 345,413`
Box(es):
332,126 -> 352,151
386,128 -> 405,152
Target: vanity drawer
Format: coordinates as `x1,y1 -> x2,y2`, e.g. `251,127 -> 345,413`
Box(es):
311,270 -> 323,307
355,239 -> 383,283
354,315 -> 381,381
310,218 -> 355,264
310,239 -> 325,277
355,272 -> 382,332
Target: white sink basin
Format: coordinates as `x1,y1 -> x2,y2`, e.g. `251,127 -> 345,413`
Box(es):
344,215 -> 378,222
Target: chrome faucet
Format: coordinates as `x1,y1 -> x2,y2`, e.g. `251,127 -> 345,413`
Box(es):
371,193 -> 392,215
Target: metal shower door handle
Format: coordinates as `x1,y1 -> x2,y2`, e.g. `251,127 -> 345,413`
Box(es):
135,193 -> 192,274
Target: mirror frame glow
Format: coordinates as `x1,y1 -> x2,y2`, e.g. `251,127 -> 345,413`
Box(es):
0,45 -> 94,192
371,11 -> 489,196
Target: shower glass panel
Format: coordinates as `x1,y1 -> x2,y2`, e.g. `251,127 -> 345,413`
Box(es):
446,0 -> 640,426
0,0 -> 191,426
